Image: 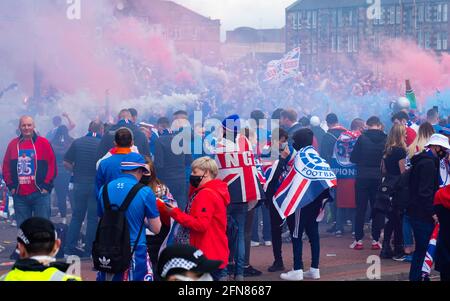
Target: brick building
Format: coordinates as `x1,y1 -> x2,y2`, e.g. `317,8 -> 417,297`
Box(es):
286,0 -> 450,70
115,0 -> 221,64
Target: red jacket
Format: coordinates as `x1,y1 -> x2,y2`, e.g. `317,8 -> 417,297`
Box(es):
169,179 -> 230,269
2,133 -> 57,195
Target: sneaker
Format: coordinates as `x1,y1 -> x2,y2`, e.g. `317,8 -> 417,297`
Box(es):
244,265 -> 262,277
335,230 -> 343,238
349,240 -> 364,250
264,241 -> 272,247
11,220 -> 17,227
371,240 -> 382,250
346,220 -> 352,226
392,254 -> 407,262
250,241 -> 260,247
404,254 -> 413,263
268,261 -> 285,272
280,269 -> 303,281
303,268 -> 320,280
380,248 -> 394,259
234,275 -> 244,281
227,263 -> 234,276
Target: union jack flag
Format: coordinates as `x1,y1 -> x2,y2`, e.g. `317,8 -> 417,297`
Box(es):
215,135 -> 265,203
273,146 -> 337,219
422,223 -> 440,281
264,47 -> 301,82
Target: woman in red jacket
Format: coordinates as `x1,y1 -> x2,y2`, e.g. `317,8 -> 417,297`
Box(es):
165,157 -> 230,281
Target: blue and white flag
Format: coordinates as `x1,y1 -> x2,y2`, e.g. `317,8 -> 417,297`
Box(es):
273,146 -> 337,219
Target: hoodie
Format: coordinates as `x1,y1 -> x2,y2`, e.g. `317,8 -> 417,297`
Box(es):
169,179 -> 230,269
408,151 -> 440,224
350,129 -> 387,179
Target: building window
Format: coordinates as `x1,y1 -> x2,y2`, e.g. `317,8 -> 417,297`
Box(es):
396,5 -> 401,24
331,34 -> 337,52
337,35 -> 342,52
437,4 -> 442,22
437,32 -> 442,50
347,34 -> 352,53
417,4 -> 424,22
353,34 -> 358,52
291,12 -> 297,30
443,33 -> 448,50
425,32 -> 431,49
388,6 -> 395,24
379,7 -> 385,24
331,10 -> 337,27
312,11 -> 317,28
337,9 -> 343,27
417,30 -> 423,48
444,3 -> 448,22
425,4 -> 432,22
306,11 -> 312,29
312,35 -> 317,53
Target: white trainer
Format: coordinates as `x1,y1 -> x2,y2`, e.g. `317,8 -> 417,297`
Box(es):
303,268 -> 320,279
280,269 -> 303,281
264,241 -> 272,246
250,241 -> 260,247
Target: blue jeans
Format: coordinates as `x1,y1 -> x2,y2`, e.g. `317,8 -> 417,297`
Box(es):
54,168 -> 71,218
409,217 -> 434,281
251,204 -> 271,242
66,183 -> 98,254
403,215 -> 414,247
227,203 -> 247,277
13,192 -> 51,228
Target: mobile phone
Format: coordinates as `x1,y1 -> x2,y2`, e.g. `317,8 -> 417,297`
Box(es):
433,105 -> 439,113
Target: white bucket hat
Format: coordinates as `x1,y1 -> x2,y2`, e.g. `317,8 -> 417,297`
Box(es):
425,134 -> 450,150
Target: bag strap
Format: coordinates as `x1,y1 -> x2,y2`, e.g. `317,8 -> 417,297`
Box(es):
131,216 -> 146,257
102,184 -> 112,210
119,183 -> 146,212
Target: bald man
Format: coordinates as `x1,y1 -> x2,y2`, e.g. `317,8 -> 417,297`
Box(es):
2,116 -> 57,235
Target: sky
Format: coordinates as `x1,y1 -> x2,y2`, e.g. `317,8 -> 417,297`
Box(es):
172,0 -> 297,40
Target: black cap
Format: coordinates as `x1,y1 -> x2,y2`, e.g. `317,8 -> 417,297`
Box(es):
17,217 -> 56,246
157,245 -> 222,279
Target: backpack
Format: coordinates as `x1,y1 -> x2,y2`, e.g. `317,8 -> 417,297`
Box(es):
92,183 -> 146,274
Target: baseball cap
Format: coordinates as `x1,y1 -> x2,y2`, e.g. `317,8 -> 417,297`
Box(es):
157,245 -> 222,279
425,134 -> 450,150
222,114 -> 241,134
120,153 -> 151,176
17,217 -> 56,246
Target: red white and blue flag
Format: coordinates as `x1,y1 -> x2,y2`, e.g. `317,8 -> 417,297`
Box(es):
265,47 -> 301,83
273,146 -> 337,219
215,135 -> 265,203
422,223 -> 440,281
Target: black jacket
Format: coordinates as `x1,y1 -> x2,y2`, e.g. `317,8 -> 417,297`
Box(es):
319,128 -> 346,163
407,151 -> 440,224
287,123 -> 304,145
96,121 -> 150,159
311,126 -> 326,148
350,129 -> 387,179
154,132 -> 192,181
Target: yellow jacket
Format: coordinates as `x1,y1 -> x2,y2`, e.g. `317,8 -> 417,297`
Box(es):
0,259 -> 81,281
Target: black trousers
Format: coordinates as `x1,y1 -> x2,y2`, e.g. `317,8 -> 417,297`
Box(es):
269,200 -> 283,264
355,178 -> 385,242
383,208 -> 403,253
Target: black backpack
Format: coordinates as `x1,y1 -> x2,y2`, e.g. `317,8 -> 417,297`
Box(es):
92,183 -> 146,274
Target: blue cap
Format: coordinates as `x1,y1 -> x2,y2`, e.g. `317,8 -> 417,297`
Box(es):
120,153 -> 151,175
222,114 -> 241,134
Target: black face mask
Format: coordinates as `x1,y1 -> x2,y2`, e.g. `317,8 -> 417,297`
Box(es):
437,147 -> 448,160
140,176 -> 151,185
190,173 -> 206,188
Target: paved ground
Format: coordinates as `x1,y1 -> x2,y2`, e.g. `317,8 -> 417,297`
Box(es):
1,215 -> 436,281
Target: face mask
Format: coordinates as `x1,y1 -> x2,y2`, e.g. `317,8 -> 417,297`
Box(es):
140,176 -> 151,185
189,173 -> 205,188
437,147 -> 448,160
